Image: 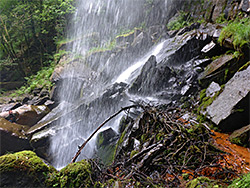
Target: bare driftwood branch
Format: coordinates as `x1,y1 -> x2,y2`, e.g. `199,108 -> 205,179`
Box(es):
71,105 -> 138,163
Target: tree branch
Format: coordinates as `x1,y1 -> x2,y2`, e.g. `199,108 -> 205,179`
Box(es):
71,104 -> 139,163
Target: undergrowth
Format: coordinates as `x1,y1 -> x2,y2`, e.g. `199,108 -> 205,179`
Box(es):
167,11 -> 192,30
10,62 -> 55,97
218,17 -> 250,51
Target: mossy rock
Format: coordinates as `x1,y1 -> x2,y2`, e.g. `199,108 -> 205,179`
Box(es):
186,176 -> 221,188
46,160 -> 92,188
96,128 -> 118,165
0,150 -> 56,187
229,124 -> 250,147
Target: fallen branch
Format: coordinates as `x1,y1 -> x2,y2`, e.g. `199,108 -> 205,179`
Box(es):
71,105 -> 139,163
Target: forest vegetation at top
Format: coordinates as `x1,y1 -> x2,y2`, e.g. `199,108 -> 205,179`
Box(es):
0,0 -> 75,82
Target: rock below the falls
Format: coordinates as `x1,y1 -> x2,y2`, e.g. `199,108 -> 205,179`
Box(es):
129,55 -> 173,96
30,128 -> 55,161
206,66 -> 250,132
15,105 -> 50,126
199,54 -> 235,81
96,128 -> 118,165
229,124 -> 250,147
0,118 -> 31,155
206,82 -> 221,97
0,104 -> 50,126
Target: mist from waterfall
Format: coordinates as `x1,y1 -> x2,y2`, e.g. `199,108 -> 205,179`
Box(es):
49,0 -> 170,169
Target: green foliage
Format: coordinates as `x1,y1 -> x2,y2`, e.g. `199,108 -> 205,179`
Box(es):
228,172 -> 250,188
167,11 -> 192,30
238,61 -> 250,72
10,61 -> 55,96
186,176 -> 221,188
215,13 -> 227,24
218,17 -> 250,51
0,0 -> 76,76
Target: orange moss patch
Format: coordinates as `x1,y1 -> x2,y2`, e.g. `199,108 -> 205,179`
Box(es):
212,130 -> 250,174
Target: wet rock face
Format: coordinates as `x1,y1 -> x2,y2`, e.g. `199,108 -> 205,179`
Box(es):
206,66 -> 250,132
96,128 -> 118,148
30,128 -> 54,161
128,29 -> 211,101
199,54 -> 235,81
206,82 -> 221,97
129,55 -> 173,96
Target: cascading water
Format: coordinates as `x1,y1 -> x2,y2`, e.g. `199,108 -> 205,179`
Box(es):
49,0 -> 171,169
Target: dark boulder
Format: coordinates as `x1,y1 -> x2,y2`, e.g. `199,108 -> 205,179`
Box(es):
0,118 -> 31,155
129,55 -> 173,96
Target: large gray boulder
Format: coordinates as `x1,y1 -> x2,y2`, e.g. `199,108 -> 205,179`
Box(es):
206,65 -> 250,132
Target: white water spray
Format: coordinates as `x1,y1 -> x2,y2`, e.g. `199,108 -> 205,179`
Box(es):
49,0 -> 170,169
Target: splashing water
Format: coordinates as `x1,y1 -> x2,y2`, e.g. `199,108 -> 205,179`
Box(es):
49,0 -> 170,169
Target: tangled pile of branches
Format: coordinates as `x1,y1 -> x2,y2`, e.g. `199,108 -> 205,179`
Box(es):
89,105 -> 237,187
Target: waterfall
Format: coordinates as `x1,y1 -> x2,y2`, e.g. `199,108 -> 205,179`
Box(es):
49,0 -> 170,169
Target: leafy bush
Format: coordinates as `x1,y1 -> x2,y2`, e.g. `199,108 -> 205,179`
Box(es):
10,62 -> 55,96
218,18 -> 250,50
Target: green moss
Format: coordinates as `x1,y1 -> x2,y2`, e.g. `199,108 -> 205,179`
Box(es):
97,144 -> 116,165
0,150 -> 56,187
218,17 -> 250,51
228,172 -> 250,188
113,129 -> 127,161
199,89 -> 207,101
97,133 -> 105,147
230,137 -> 243,146
238,61 -> 250,72
130,150 -> 139,158
198,87 -> 222,115
116,30 -> 135,38
46,160 -> 92,188
0,150 -> 54,174
186,176 -> 221,188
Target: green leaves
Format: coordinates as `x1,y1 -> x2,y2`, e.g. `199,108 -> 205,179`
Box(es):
0,0 -> 76,77
218,17 -> 250,51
